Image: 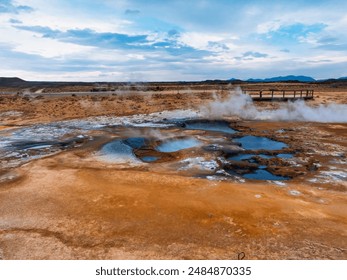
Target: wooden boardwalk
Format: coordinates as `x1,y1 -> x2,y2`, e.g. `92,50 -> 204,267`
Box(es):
244,89 -> 314,101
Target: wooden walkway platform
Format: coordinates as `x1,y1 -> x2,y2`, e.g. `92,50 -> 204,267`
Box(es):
244,89 -> 314,101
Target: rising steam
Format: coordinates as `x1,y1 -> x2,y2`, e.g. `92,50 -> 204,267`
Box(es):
201,87 -> 347,123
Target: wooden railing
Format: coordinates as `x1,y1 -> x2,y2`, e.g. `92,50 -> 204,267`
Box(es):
244,89 -> 314,101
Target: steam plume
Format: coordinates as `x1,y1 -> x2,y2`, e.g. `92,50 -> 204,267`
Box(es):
201,87 -> 347,123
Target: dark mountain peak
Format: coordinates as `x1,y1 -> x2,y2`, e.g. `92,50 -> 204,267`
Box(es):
246,75 -> 316,82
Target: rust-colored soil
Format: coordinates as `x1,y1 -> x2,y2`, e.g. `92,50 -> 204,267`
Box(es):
0,82 -> 346,259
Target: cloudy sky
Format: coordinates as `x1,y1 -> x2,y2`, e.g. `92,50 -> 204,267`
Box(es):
1,0 -> 347,81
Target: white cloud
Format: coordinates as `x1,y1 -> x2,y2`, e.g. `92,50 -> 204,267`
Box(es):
13,0 -> 131,33
257,21 -> 282,34
1,0 -> 347,81
0,22 -> 94,58
179,32 -> 226,50
126,54 -> 145,60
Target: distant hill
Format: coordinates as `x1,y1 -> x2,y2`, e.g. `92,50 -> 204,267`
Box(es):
0,77 -> 28,87
1,76 -> 346,87
0,77 -> 93,88
246,75 -> 316,82
227,78 -> 244,83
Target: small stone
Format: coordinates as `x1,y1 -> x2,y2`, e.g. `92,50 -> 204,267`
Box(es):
289,190 -> 301,196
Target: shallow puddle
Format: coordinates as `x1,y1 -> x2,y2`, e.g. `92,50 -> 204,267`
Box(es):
243,169 -> 290,180
12,141 -> 55,151
259,154 -> 273,159
228,154 -> 255,161
25,144 -> 53,150
141,156 -> 160,162
123,137 -> 146,149
99,139 -> 139,163
228,153 -> 293,161
183,120 -> 236,134
235,135 -> 287,150
277,153 -> 293,159
156,137 -> 202,152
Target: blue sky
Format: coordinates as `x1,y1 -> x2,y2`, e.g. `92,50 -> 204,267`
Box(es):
1,0 -> 347,81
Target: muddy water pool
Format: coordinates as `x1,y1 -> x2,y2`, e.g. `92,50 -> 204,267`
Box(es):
0,116 -> 328,183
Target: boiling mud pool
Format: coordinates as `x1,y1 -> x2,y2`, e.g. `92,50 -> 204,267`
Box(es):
224,138 -> 293,180
0,117 -> 294,181
225,149 -> 292,180
97,120 -> 292,181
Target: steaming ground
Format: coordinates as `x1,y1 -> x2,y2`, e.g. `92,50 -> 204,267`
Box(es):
202,88 -> 347,122
0,83 -> 346,260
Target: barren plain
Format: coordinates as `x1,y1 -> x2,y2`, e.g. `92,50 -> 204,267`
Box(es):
0,81 -> 346,259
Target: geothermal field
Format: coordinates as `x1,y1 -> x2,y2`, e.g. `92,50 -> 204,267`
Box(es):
0,81 -> 346,259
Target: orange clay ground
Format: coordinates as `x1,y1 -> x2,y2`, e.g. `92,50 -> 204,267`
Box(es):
0,82 -> 346,259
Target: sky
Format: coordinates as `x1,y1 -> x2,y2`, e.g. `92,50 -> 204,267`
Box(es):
1,0 -> 347,81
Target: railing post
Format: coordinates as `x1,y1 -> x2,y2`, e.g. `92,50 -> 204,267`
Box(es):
282,90 -> 285,98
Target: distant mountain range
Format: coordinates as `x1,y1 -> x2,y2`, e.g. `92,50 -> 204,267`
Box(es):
1,76 -> 347,87
229,75 -> 347,82
246,75 -> 316,82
